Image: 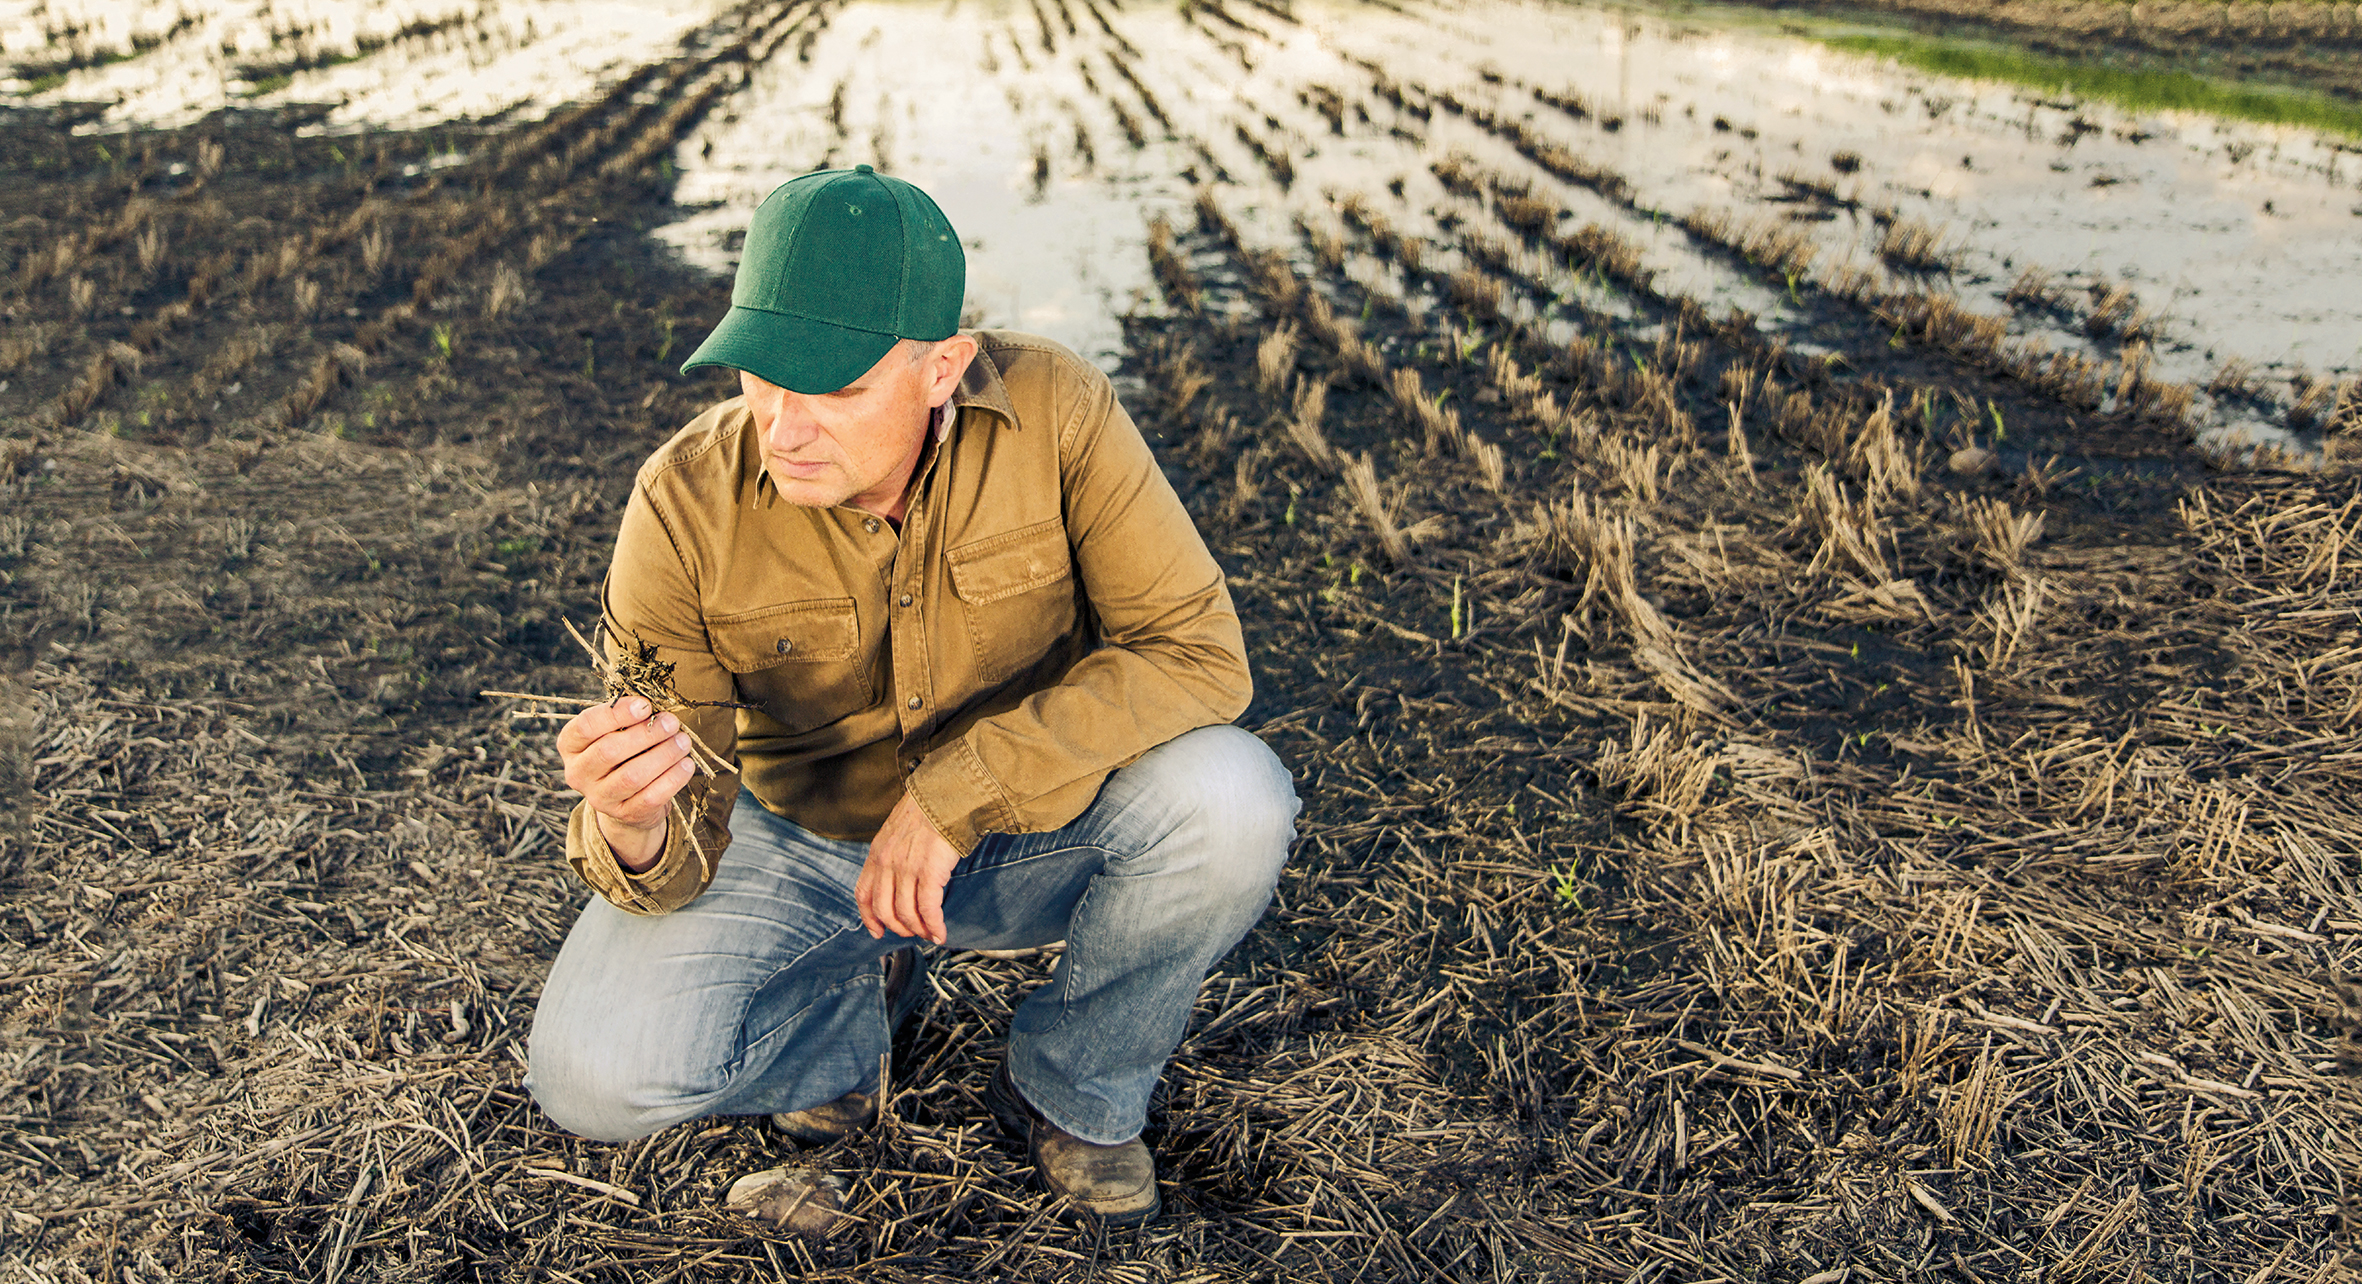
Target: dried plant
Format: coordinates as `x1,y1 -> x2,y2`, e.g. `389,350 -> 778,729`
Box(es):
135,222 -> 167,274
1284,375 -> 1335,470
484,262 -> 525,320
1875,211 -> 1955,271
1254,320 -> 1299,396
1145,213 -> 1199,313
1593,711 -> 1715,827
1964,496 -> 2045,579
1940,1039 -> 2004,1169
1796,466 -> 1897,583
1341,451 -> 1408,564
1471,439 -> 1505,493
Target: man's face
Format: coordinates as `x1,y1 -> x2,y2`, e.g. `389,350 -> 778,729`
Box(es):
740,337 -> 973,516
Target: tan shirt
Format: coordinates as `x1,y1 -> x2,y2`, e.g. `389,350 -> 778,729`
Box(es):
563,331 -> 1251,915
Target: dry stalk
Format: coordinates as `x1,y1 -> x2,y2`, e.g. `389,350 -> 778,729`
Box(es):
1389,367 -> 1464,456
1898,1007 -> 1958,1099
2049,1187 -> 2142,1284
1940,1037 -> 2003,1170
1593,711 -> 1714,827
1874,211 -> 1955,272
1796,466 -> 1897,583
1471,439 -> 1506,494
1974,575 -> 2048,671
1848,391 -> 1920,506
1255,320 -> 1299,396
1284,375 -> 1335,470
1964,496 -> 2045,580
1342,452 -> 1409,564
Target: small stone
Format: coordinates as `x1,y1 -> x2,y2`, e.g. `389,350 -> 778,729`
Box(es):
1947,447 -> 1998,477
724,1167 -> 848,1238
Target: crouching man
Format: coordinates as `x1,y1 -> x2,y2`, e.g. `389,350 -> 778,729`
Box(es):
524,166 -> 1298,1227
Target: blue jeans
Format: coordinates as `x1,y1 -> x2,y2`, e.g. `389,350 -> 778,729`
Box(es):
527,724 -> 1298,1145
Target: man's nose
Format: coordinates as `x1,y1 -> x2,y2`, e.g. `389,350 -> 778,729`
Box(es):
760,391 -> 819,450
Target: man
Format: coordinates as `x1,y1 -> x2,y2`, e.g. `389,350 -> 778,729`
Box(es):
525,165 -> 1298,1228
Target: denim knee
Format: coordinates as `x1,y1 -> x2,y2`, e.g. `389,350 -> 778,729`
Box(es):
528,1014 -> 723,1143
1149,723 -> 1299,887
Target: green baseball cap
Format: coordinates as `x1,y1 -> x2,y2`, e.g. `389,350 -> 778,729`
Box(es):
681,165 -> 966,394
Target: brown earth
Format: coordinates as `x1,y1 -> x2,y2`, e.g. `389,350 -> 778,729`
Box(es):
3,0 -> 2361,1280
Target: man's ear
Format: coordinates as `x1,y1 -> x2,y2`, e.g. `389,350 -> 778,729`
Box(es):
925,334 -> 980,407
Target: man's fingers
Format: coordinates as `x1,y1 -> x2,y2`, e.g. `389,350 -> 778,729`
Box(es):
889,868 -> 923,942
568,719 -> 686,800
917,880 -> 947,948
623,755 -> 695,817
557,697 -> 652,754
854,861 -> 885,939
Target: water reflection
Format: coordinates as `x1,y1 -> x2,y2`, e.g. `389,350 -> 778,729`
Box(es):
14,0 -> 2362,432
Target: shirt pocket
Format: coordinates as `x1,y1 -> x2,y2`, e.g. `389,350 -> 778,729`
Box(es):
947,518 -> 1077,685
707,598 -> 873,735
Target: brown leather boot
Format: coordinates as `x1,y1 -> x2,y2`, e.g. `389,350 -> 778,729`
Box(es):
769,947 -> 929,1143
986,1061 -> 1161,1226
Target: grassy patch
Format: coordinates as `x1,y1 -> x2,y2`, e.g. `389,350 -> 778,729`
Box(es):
1828,34 -> 2362,137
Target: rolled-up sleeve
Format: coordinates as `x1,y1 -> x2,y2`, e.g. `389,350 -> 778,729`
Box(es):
560,480 -> 742,915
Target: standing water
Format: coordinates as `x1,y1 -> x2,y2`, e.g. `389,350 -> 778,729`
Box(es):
12,0 -> 2359,442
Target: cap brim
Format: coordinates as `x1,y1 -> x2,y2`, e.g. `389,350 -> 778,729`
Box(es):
680,306 -> 900,395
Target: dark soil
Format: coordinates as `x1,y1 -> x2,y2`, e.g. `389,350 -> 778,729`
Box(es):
3,1 -> 2359,1280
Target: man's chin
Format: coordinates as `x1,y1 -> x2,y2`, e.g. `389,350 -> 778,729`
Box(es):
767,469 -> 848,507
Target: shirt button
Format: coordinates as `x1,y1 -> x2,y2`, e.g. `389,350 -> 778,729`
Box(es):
863,518 -> 880,534
906,695 -> 922,710
898,593 -> 913,607
905,759 -> 920,772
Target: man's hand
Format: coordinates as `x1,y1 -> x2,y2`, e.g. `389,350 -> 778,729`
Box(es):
856,792 -> 962,944
557,697 -> 697,874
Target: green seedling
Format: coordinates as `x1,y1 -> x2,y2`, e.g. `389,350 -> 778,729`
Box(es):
1457,330 -> 1482,362
655,318 -> 677,363
1552,863 -> 1583,909
1283,493 -> 1298,525
1986,400 -> 2006,440
1450,576 -> 1464,638
583,338 -> 596,379
1349,561 -> 1365,586
1785,270 -> 1802,305
431,324 -> 453,360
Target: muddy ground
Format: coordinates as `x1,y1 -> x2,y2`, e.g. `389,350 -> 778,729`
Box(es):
3,0 -> 2360,1280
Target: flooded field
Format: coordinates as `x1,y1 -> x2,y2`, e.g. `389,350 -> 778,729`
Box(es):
3,0 -> 2358,1280
15,0 -> 2362,437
